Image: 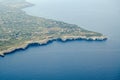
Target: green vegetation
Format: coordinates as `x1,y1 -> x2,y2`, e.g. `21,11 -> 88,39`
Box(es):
0,0 -> 107,56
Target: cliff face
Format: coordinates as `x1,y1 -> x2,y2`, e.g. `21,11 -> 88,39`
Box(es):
0,0 -> 107,56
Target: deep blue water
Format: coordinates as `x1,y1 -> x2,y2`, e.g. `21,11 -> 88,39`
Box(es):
0,0 -> 120,80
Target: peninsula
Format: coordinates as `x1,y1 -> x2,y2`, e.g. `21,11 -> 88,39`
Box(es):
0,0 -> 107,56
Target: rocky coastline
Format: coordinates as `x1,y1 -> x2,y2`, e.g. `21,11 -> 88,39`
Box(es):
0,36 -> 107,57
0,0 -> 107,57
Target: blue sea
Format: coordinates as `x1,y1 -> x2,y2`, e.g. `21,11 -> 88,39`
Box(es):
0,0 -> 120,80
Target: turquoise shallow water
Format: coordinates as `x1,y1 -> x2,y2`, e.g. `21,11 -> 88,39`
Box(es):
0,0 -> 120,80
